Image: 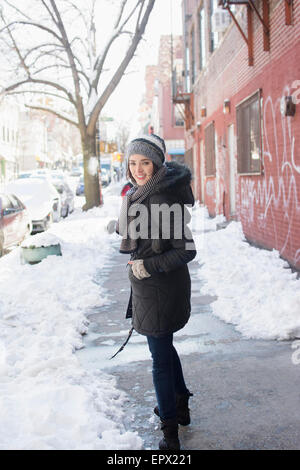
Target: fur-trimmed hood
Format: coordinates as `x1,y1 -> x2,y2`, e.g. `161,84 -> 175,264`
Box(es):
152,161 -> 194,205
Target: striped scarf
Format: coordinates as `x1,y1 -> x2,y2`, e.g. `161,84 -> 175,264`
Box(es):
117,165 -> 167,253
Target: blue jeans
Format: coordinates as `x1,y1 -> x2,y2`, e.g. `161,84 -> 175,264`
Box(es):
147,334 -> 189,420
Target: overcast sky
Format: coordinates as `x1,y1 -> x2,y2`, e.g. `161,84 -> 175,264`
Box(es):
102,0 -> 183,136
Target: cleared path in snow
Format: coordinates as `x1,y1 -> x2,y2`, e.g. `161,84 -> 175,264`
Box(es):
77,238 -> 300,450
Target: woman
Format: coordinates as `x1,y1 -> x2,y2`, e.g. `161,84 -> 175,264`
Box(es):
117,134 -> 196,450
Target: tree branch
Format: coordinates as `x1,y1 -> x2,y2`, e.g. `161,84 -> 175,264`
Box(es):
114,0 -> 128,29
2,0 -> 32,21
87,0 -> 155,134
6,89 -> 72,103
23,42 -> 64,62
0,21 -> 63,44
24,104 -> 78,127
92,0 -> 143,91
41,0 -> 59,26
1,78 -> 75,104
0,8 -> 31,78
135,0 -> 146,32
49,0 -> 85,127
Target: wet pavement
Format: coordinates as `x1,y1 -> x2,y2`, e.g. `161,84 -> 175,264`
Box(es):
77,238 -> 300,450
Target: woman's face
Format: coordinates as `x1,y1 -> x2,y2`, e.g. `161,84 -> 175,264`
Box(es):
129,154 -> 154,186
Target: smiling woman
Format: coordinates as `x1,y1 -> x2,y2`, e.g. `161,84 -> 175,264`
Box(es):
114,133 -> 196,451
128,154 -> 155,185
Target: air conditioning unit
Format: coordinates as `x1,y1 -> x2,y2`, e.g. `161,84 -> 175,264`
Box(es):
211,8 -> 231,33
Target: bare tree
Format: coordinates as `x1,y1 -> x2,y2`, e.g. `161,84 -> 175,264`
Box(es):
0,0 -> 155,209
115,120 -> 131,153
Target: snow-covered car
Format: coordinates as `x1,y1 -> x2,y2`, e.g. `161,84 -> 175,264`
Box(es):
18,169 -> 51,179
0,193 -> 32,257
52,180 -> 75,217
5,179 -> 61,233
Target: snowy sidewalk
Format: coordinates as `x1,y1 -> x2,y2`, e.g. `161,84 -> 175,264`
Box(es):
1,183 -> 300,449
77,233 -> 300,450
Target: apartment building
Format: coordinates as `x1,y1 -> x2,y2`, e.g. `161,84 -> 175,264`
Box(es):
176,0 -> 300,270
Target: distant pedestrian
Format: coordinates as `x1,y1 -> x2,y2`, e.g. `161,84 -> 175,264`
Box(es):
120,181 -> 133,198
116,134 -> 196,450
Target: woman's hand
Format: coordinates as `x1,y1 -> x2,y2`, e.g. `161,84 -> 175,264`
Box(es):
128,260 -> 151,280
106,219 -> 117,234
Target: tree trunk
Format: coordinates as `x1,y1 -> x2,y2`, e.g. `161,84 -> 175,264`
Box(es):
81,132 -> 102,211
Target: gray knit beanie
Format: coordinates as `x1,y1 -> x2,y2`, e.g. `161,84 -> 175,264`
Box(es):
125,134 -> 166,168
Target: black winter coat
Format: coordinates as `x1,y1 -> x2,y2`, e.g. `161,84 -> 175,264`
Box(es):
126,161 -> 196,337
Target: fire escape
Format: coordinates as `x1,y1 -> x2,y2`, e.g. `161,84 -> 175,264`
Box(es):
218,0 -> 294,66
172,68 -> 194,131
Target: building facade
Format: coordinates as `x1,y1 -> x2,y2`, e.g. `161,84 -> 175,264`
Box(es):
0,97 -> 20,187
140,35 -> 185,162
178,0 -> 300,270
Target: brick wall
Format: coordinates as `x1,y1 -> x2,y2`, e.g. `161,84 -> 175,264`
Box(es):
184,0 -> 300,269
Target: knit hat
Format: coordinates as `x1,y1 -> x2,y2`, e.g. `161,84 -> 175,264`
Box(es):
125,134 -> 166,168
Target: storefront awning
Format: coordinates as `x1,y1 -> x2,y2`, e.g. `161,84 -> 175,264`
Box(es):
168,148 -> 185,155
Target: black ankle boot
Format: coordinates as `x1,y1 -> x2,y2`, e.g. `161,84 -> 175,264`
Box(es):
159,418 -> 180,450
176,390 -> 193,426
154,390 -> 193,426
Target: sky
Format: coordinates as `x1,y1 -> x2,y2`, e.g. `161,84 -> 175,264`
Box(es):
102,0 -> 183,135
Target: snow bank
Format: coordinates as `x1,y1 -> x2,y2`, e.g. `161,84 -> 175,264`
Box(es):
193,206 -> 300,341
0,190 -> 142,450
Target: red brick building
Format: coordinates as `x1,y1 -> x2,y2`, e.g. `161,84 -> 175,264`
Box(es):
140,35 -> 186,162
177,0 -> 300,270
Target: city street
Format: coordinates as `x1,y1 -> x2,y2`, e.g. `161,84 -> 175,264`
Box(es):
0,0 -> 300,452
0,180 -> 300,450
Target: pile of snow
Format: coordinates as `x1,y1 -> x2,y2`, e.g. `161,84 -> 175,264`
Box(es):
0,188 -> 142,450
21,232 -> 62,248
193,206 -> 300,341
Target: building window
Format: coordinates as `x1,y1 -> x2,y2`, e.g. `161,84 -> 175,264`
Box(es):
185,45 -> 190,92
209,0 -> 219,53
198,5 -> 206,70
204,121 -> 216,176
191,28 -> 196,85
184,147 -> 194,176
236,91 -> 262,174
173,105 -> 184,127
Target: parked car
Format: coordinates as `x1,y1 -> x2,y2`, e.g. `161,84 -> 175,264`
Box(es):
100,163 -> 112,183
18,171 -> 35,179
52,180 -> 75,217
5,179 -> 61,233
76,175 -> 84,196
18,169 -> 50,179
70,167 -> 82,177
0,193 -> 32,257
101,168 -> 110,187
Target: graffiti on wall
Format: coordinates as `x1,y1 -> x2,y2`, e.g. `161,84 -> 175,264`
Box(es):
240,87 -> 300,267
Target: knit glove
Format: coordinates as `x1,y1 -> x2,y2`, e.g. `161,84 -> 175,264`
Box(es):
130,259 -> 151,280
